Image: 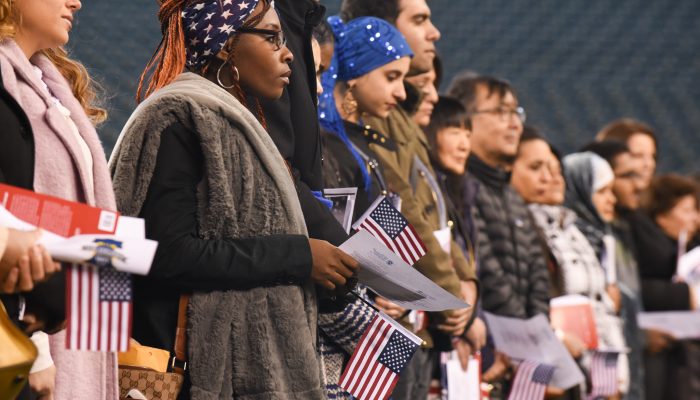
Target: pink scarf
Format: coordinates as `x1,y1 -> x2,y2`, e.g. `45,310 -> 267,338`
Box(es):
0,39 -> 118,400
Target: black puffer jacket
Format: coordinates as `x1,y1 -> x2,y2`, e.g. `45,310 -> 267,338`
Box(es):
467,155 -> 550,318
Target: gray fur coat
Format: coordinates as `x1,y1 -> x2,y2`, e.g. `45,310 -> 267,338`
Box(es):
109,73 -> 324,399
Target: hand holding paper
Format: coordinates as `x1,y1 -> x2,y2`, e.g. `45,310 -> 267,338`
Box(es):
0,228 -> 60,293
340,230 -> 468,311
0,205 -> 156,276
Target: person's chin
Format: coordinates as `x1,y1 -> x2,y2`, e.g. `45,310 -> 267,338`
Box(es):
376,110 -> 390,119
55,32 -> 70,47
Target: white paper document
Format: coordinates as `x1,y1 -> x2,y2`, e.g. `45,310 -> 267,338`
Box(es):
638,311 -> 700,339
445,353 -> 480,400
340,230 -> 469,311
484,312 -> 584,390
0,206 -> 156,276
677,245 -> 700,283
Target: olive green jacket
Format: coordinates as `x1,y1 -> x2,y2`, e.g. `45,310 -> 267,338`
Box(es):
366,105 -> 478,346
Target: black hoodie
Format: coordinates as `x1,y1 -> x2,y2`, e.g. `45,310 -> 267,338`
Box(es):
260,0 -> 348,246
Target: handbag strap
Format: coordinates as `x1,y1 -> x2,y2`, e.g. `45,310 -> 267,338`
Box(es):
172,294 -> 190,374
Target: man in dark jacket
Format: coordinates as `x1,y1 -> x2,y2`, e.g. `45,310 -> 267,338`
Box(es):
449,75 -> 550,319
448,75 -> 550,396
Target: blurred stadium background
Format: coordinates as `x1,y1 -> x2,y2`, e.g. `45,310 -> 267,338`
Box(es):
69,0 -> 700,173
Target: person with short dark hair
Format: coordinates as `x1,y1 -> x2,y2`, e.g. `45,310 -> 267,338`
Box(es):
449,74 -> 546,314
448,74 -> 550,394
406,55 -> 440,128
340,0 -> 401,24
632,174 -> 700,399
341,0 -> 440,75
596,118 -> 658,188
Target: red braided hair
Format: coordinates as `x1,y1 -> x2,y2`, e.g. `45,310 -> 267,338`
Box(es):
136,0 -> 190,103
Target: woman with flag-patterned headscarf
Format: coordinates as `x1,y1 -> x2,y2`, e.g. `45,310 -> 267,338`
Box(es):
110,0 -> 359,398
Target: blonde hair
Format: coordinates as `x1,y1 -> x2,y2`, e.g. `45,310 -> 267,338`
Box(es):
0,1 -> 107,124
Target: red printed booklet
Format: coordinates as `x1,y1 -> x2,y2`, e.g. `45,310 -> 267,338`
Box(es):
0,183 -> 119,237
550,294 -> 599,350
0,184 -> 150,352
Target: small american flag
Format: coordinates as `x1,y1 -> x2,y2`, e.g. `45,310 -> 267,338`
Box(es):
508,360 -> 555,400
588,351 -> 618,399
66,264 -> 132,352
352,196 -> 427,265
339,313 -> 422,400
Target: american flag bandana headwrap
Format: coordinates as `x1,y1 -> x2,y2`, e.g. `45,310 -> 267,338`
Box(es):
181,0 -> 262,69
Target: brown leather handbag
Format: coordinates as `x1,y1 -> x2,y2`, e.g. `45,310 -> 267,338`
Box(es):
118,295 -> 189,400
0,301 -> 37,400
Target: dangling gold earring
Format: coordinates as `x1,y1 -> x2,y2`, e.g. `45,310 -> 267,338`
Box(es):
342,85 -> 358,116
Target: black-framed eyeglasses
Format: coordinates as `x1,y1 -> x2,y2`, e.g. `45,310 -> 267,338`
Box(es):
471,106 -> 526,123
236,27 -> 287,51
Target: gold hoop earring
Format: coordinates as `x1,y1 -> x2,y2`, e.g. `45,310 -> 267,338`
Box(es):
216,61 -> 239,89
341,86 -> 358,116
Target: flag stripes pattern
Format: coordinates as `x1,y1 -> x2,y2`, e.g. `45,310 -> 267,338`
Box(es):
339,314 -> 420,400
508,360 -> 555,400
354,196 -> 427,265
588,351 -> 618,398
66,264 -> 132,352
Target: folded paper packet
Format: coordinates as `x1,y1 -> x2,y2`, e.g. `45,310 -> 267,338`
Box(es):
118,339 -> 170,373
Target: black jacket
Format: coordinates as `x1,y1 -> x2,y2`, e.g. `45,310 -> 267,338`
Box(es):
0,67 -> 64,332
627,211 -> 692,311
322,121 -> 396,218
134,122 -> 313,351
261,0 -> 348,246
467,155 -> 550,318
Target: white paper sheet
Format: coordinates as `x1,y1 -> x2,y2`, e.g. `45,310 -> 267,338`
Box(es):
433,227 -> 452,255
483,312 -> 585,390
0,205 -> 156,275
445,354 -> 480,400
638,311 -> 700,339
677,245 -> 700,283
602,234 -> 617,284
340,230 -> 469,311
44,234 -> 157,275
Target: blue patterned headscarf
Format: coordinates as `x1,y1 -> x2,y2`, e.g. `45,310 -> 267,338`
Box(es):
318,16 -> 412,192
181,0 -> 263,70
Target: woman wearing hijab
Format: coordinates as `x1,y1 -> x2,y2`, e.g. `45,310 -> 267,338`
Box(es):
318,15 -> 412,216
315,16 -> 412,399
561,151 -> 629,397
110,1 -> 360,398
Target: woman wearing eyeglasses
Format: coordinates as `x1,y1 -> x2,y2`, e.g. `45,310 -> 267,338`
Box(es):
110,1 -> 359,398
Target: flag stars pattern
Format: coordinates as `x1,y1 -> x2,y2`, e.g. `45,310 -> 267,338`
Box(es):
99,268 -> 132,302
369,200 -> 408,239
377,331 -> 418,375
181,0 -> 260,68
